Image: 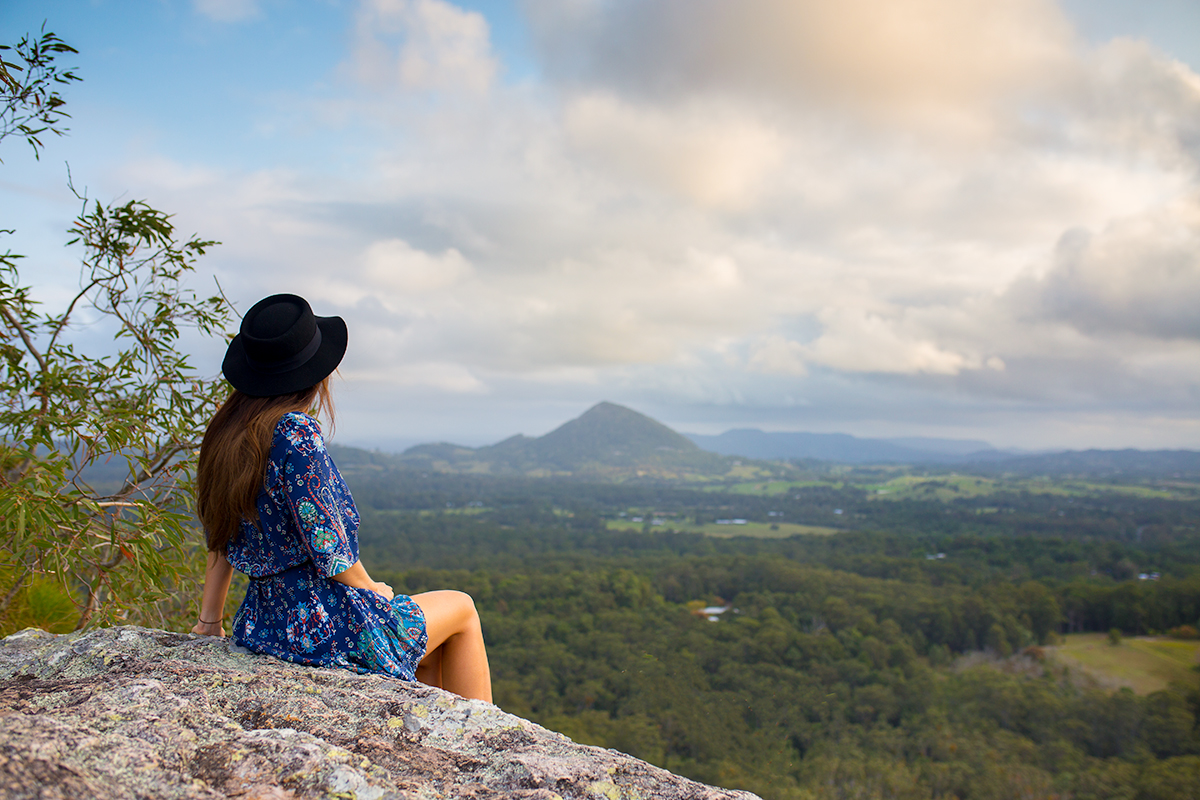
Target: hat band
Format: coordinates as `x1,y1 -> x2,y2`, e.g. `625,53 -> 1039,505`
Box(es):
245,328 -> 323,375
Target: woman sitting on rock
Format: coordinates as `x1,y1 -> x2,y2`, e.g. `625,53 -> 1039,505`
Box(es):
192,294 -> 491,702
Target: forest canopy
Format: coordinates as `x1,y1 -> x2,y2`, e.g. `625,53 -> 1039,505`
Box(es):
332,453 -> 1200,800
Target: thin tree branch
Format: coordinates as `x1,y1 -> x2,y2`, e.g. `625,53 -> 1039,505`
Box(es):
0,303 -> 48,373
98,440 -> 194,502
45,274 -> 104,353
97,547 -> 125,570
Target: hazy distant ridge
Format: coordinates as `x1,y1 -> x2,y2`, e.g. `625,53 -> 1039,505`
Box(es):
684,428 -> 1004,464
968,449 -> 1200,478
389,402 -> 1200,478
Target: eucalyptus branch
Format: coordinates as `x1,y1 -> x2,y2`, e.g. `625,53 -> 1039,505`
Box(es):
0,303 -> 48,373
46,273 -> 105,353
105,273 -> 166,359
97,547 -> 126,571
104,440 -> 195,502
212,275 -> 236,314
76,584 -> 101,630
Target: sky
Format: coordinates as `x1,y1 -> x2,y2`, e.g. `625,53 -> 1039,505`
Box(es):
4,0 -> 1200,452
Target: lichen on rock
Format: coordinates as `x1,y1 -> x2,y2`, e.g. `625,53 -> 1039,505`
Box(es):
0,626 -> 760,799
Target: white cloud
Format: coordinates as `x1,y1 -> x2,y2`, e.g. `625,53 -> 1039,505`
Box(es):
563,94 -> 786,208
803,308 -> 977,376
1012,197 -> 1200,339
748,335 -> 808,377
344,360 -> 488,393
86,0 -> 1200,446
528,0 -> 1075,138
350,0 -> 497,93
1056,38 -> 1200,168
363,239 -> 473,294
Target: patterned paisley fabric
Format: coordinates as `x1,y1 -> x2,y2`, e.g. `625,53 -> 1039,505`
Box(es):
224,412 -> 427,679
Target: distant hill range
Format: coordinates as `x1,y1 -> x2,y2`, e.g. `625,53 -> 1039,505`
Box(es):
967,449 -> 1200,479
684,429 -> 1006,464
379,401 -> 1200,479
684,429 -> 1200,476
398,401 -> 731,478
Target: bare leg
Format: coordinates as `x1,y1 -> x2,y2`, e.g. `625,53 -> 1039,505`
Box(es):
415,643 -> 442,688
411,590 -> 492,702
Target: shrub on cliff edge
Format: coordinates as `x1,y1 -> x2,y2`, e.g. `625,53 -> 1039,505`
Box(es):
0,27 -> 232,633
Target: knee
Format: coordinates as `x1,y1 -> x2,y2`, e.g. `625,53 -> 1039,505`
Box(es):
444,590 -> 480,629
458,591 -> 481,625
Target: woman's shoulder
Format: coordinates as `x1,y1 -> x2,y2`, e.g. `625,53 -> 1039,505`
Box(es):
274,412 -> 326,455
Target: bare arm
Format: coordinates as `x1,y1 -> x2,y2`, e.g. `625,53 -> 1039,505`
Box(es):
330,560 -> 394,600
192,550 -> 234,637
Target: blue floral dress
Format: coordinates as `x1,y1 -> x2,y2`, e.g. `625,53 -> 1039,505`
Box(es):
225,412 -> 427,679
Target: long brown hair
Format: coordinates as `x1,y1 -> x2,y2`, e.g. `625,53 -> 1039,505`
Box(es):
196,378 -> 335,552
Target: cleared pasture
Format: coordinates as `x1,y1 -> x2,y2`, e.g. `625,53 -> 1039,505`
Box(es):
1049,633 -> 1200,694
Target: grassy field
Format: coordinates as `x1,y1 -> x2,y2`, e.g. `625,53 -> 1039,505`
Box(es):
862,475 -> 1187,501
720,479 -> 843,495
713,472 -> 1194,501
1049,633 -> 1200,694
721,464 -> 786,481
606,519 -> 842,538
864,474 -> 999,501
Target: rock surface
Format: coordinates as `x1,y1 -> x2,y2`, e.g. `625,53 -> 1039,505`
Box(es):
0,626 -> 760,799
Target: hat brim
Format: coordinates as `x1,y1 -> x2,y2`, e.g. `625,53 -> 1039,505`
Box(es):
222,315 -> 347,397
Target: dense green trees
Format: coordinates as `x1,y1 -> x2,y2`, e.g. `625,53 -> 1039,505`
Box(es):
348,476 -> 1200,799
379,556 -> 1200,799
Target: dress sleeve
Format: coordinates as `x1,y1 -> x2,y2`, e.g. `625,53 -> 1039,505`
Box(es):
279,413 -> 358,578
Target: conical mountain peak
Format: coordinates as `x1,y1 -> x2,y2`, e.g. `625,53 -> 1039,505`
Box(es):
401,401 -> 727,476
537,402 -> 699,458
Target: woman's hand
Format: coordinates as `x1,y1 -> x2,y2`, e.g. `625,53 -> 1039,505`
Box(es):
331,560 -> 395,601
192,620 -> 226,637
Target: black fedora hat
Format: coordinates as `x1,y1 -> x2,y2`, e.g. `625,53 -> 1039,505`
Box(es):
222,294 -> 347,397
